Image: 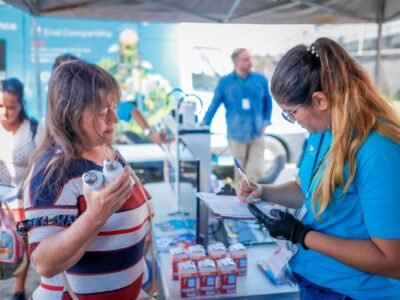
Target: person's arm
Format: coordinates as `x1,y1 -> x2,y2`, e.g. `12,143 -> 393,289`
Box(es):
235,177 -> 304,209
259,209 -> 400,279
257,143 -> 400,279
202,79 -> 224,126
305,233 -> 400,279
262,77 -> 273,127
259,180 -> 304,209
31,167 -> 132,278
131,108 -> 150,133
130,108 -> 166,144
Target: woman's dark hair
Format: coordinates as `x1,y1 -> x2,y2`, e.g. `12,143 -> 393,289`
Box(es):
1,77 -> 28,122
52,53 -> 79,71
271,45 -> 321,107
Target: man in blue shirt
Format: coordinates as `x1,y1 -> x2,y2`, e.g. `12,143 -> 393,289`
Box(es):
202,48 -> 272,183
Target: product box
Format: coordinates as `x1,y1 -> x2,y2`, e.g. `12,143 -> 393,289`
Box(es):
178,260 -> 198,298
170,247 -> 189,281
229,243 -> 247,276
207,242 -> 227,264
188,244 -> 206,266
198,259 -> 217,296
217,257 -> 237,294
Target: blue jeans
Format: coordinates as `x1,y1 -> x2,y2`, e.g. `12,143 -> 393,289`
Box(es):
293,272 -> 354,300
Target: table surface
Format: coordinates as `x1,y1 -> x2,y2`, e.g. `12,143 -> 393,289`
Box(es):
145,182 -> 299,300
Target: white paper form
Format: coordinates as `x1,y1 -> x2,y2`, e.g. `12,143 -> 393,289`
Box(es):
196,192 -> 275,219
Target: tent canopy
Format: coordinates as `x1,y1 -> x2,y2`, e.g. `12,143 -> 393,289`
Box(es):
4,0 -> 400,25
5,0 -> 399,88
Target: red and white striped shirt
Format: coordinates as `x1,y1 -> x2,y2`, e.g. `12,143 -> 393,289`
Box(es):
24,152 -> 154,300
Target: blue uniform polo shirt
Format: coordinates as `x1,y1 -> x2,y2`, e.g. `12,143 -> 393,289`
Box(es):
202,71 -> 272,144
117,101 -> 137,122
293,131 -> 400,299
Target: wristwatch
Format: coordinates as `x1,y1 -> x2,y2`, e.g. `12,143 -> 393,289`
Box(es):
143,128 -> 152,137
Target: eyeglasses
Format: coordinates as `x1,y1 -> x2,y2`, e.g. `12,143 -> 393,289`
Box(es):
281,103 -> 301,123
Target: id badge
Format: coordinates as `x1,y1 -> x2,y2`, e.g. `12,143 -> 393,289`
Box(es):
263,206 -> 306,285
242,98 -> 250,110
265,240 -> 298,279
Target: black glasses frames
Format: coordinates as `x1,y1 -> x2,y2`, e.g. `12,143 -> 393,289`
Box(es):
281,103 -> 301,123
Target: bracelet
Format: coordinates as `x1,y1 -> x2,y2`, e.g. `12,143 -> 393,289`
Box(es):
16,214 -> 76,236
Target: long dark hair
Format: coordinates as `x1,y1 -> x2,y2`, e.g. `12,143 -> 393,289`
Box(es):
27,59 -> 120,192
271,37 -> 400,217
1,77 -> 28,122
52,53 -> 79,71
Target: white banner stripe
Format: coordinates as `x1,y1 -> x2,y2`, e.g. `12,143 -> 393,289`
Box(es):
32,273 -> 65,300
40,273 -> 64,286
66,258 -> 144,294
32,288 -> 64,300
28,226 -> 65,244
100,203 -> 151,231
88,222 -> 150,251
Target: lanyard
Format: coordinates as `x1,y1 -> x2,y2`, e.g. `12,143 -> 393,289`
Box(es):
296,133 -> 329,221
305,132 -> 330,201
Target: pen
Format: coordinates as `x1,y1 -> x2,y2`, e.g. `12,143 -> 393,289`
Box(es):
234,158 -> 260,203
234,158 -> 250,187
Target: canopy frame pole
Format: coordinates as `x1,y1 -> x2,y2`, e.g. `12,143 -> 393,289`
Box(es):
223,0 -> 241,23
294,0 -> 372,22
32,16 -> 43,119
144,0 -> 222,23
375,0 -> 385,88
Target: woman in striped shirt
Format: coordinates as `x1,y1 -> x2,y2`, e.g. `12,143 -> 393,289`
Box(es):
23,59 -> 153,300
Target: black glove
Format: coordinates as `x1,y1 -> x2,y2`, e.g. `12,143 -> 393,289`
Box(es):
248,204 -> 313,249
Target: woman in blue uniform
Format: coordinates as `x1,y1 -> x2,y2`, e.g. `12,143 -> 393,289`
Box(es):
236,37 -> 400,299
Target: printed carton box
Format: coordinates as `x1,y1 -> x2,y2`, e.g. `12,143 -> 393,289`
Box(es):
207,242 -> 226,264
188,244 -> 206,267
217,257 -> 237,294
170,247 -> 189,281
229,243 -> 247,276
178,260 -> 198,298
198,259 -> 217,296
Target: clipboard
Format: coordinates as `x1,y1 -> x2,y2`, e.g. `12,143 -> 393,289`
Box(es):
196,192 -> 273,220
